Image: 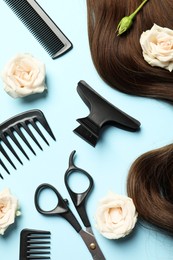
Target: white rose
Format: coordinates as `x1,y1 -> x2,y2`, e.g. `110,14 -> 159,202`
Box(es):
0,188 -> 21,235
1,53 -> 46,98
95,192 -> 138,239
140,24 -> 173,72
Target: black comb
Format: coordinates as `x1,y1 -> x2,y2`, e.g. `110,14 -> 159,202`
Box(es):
3,0 -> 72,59
74,81 -> 141,147
19,229 -> 51,260
0,109 -> 56,179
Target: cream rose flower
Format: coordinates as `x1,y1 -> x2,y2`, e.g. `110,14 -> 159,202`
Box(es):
1,53 -> 46,98
0,188 -> 21,235
140,24 -> 173,72
95,192 -> 138,239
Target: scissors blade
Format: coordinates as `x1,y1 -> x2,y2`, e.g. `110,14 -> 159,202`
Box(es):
79,230 -> 106,260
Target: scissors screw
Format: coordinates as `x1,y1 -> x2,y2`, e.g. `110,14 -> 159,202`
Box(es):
64,199 -> 69,204
90,243 -> 96,250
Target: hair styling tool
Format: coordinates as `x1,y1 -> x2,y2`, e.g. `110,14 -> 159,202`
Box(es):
3,0 -> 73,59
0,109 -> 55,179
34,150 -> 106,260
19,228 -> 51,260
73,80 -> 141,147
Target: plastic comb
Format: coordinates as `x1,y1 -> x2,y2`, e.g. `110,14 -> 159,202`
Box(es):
0,109 -> 56,178
74,80 -> 141,147
3,0 -> 73,59
19,229 -> 51,260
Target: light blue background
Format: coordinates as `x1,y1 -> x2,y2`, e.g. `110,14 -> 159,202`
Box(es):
0,1 -> 173,259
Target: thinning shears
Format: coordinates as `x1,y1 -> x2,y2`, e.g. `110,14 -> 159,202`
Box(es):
34,150 -> 105,260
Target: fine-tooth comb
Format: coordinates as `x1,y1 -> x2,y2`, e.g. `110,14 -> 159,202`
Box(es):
19,229 -> 51,260
0,109 -> 56,179
74,80 -> 141,147
3,0 -> 73,59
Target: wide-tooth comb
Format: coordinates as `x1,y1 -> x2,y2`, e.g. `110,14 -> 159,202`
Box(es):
19,229 -> 51,260
0,109 -> 56,179
3,0 -> 73,59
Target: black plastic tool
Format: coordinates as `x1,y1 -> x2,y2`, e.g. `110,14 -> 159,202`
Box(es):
0,109 -> 56,178
73,80 -> 141,147
19,229 -> 51,260
3,0 -> 72,59
34,150 -> 106,260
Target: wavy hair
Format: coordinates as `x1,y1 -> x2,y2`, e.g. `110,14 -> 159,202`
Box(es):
127,144 -> 173,234
86,0 -> 173,101
86,0 -> 173,233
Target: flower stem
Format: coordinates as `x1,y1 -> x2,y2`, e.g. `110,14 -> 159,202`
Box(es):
116,0 -> 149,36
130,0 -> 149,20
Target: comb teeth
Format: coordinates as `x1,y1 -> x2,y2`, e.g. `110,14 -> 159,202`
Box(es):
20,229 -> 51,260
3,0 -> 72,58
0,109 -> 56,179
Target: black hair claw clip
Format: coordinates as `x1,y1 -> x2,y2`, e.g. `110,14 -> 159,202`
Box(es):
73,80 -> 141,147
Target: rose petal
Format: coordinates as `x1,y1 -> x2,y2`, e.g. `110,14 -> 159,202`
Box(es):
140,23 -> 173,72
0,188 -> 20,235
95,192 -> 138,239
1,53 -> 46,98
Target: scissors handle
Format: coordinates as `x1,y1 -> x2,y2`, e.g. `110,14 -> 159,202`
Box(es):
34,183 -> 82,232
64,150 -> 94,228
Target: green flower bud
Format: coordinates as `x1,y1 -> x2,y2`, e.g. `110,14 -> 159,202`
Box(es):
116,0 -> 149,36
117,16 -> 133,36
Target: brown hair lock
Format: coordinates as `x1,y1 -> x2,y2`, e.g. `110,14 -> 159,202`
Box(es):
86,0 -> 173,234
86,0 -> 173,101
127,144 -> 173,234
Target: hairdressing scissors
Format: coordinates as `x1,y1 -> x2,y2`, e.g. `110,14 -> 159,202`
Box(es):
34,150 -> 105,260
